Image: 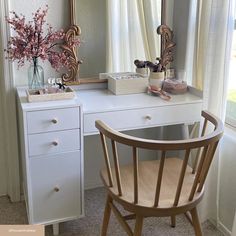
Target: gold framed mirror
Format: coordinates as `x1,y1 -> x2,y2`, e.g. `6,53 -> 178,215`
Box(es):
63,0 -> 175,84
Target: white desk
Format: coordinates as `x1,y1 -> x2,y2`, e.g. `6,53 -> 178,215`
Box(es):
17,87 -> 202,235
77,88 -> 203,136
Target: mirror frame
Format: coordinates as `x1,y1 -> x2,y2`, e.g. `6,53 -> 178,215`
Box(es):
63,0 -> 175,84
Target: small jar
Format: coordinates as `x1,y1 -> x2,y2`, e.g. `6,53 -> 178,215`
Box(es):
136,68 -> 148,76
149,71 -> 165,89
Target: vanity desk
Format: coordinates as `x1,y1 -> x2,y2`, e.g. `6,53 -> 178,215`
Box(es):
16,86 -> 202,235
78,88 -> 203,135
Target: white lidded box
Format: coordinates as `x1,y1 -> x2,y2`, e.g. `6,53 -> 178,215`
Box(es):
105,72 -> 149,95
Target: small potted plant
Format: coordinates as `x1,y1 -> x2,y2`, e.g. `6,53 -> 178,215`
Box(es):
134,60 -> 148,76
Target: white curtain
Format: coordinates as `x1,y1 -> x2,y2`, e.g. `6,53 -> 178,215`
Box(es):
0,0 -> 21,202
106,0 -> 161,72
192,0 -> 235,226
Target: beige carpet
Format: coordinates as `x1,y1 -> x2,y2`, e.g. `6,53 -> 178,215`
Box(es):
0,187 -> 223,236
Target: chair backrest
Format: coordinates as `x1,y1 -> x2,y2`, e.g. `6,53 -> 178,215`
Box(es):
95,110 -> 224,207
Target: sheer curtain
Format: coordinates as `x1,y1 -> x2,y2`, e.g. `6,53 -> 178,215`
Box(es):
106,0 -> 161,72
0,0 -> 21,201
191,0 -> 235,227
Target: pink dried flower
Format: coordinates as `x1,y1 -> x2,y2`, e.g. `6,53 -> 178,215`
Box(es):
5,6 -> 80,70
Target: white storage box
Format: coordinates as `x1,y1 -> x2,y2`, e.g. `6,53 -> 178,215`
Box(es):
106,72 -> 148,95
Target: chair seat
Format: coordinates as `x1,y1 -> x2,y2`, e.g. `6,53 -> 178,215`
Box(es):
101,157 -> 201,209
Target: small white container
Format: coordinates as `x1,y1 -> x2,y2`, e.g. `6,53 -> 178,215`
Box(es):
166,68 -> 175,79
136,68 -> 149,76
149,71 -> 165,89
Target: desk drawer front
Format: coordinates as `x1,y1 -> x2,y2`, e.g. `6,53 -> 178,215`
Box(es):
28,129 -> 80,156
27,107 -> 80,134
84,103 -> 202,134
29,151 -> 82,223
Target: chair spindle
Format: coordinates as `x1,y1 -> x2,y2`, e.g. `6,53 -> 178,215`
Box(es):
192,118 -> 208,174
111,140 -> 123,196
133,147 -> 139,204
174,149 -> 191,206
100,133 -> 114,187
154,151 -> 166,207
197,141 -> 219,192
189,145 -> 209,201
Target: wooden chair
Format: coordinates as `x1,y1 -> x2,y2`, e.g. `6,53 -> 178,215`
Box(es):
95,110 -> 224,236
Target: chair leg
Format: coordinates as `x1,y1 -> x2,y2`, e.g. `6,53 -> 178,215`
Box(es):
134,215 -> 144,236
171,215 -> 176,227
190,207 -> 203,236
101,194 -> 112,236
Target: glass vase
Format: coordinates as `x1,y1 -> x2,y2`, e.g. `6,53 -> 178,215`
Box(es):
28,57 -> 44,89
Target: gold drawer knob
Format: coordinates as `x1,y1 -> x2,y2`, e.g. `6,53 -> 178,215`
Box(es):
145,115 -> 152,120
51,118 -> 58,124
54,187 -> 60,192
52,141 -> 59,146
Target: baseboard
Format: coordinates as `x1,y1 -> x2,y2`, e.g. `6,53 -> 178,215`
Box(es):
85,182 -> 103,190
209,219 -> 232,236
218,222 -> 232,236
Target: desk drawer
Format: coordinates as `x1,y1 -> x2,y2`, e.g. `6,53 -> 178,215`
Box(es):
84,103 -> 202,135
27,107 -> 80,134
28,129 -> 80,156
29,151 -> 82,224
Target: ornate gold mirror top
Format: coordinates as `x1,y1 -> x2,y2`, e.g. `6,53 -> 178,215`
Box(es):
63,0 -> 175,84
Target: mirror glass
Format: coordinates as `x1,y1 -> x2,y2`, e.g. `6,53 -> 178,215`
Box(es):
75,0 -> 162,78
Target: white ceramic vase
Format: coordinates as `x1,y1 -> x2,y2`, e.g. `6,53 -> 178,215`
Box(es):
149,71 -> 165,89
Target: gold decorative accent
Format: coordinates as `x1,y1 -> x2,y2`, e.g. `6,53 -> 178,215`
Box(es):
61,25 -> 82,82
157,25 -> 176,71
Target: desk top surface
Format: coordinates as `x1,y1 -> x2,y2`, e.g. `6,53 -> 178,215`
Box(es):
17,87 -> 202,112
77,88 -> 202,114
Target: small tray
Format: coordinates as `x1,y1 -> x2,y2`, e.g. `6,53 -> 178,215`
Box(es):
26,87 -> 76,103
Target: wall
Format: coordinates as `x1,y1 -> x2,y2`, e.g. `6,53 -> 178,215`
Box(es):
172,0 -> 197,82
218,127 -> 236,232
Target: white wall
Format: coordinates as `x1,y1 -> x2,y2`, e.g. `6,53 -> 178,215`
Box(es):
218,127 -> 236,232
173,0 -> 191,71
172,0 -> 197,82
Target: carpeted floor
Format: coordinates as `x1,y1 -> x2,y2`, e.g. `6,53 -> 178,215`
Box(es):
0,187 -> 224,236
